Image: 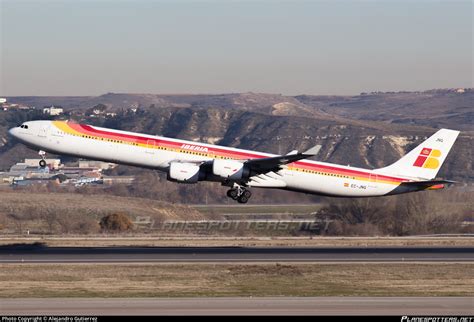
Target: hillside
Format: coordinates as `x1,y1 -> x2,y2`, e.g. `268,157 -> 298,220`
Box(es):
7,89 -> 473,131
296,90 -> 474,131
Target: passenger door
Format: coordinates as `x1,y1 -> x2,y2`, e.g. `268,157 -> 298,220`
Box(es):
368,173 -> 378,189
145,139 -> 156,155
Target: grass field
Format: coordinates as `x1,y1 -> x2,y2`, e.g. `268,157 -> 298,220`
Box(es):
0,191 -> 208,222
0,263 -> 472,297
0,191 -> 211,235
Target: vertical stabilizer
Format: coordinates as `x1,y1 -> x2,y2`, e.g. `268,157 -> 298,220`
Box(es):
375,129 -> 459,180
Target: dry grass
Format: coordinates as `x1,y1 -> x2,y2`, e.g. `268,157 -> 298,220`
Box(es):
0,191 -> 206,220
193,204 -> 323,215
0,236 -> 472,247
0,263 -> 472,297
0,191 -> 207,225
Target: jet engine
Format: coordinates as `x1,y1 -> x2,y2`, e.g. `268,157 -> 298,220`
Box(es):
167,162 -> 203,183
212,159 -> 250,180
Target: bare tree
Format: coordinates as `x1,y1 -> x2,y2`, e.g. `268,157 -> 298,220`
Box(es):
323,197 -> 389,225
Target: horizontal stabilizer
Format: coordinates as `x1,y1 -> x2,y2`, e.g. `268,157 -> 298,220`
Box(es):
400,179 -> 456,190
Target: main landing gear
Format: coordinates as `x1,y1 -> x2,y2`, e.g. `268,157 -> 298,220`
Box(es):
226,184 -> 252,204
38,150 -> 47,168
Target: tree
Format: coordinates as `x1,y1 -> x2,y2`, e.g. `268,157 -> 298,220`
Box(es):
40,207 -> 59,233
323,198 -> 387,225
99,213 -> 133,232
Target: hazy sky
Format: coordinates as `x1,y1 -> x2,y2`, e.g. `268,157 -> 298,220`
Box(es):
0,0 -> 472,96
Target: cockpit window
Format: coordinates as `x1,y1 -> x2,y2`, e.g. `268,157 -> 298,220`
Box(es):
20,124 -> 28,129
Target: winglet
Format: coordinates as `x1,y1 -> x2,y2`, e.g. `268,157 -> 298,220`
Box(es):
303,144 -> 322,156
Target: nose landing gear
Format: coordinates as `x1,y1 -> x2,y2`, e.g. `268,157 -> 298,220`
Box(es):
226,184 -> 252,204
38,150 -> 47,168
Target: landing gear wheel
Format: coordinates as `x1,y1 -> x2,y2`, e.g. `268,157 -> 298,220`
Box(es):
243,190 -> 252,199
226,184 -> 252,203
227,189 -> 239,200
39,159 -> 47,168
38,150 -> 47,168
237,195 -> 249,204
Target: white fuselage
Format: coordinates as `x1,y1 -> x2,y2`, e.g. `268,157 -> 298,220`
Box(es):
9,120 -> 411,197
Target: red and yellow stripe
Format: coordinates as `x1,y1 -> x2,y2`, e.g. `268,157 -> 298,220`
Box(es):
52,121 -> 408,186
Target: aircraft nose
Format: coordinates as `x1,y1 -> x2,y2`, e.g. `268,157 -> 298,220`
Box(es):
8,127 -> 18,139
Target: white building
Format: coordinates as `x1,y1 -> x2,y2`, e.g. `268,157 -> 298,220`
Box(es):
78,160 -> 116,170
0,98 -> 6,104
43,106 -> 64,116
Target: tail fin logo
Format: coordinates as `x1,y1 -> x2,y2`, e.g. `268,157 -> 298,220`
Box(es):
413,148 -> 441,169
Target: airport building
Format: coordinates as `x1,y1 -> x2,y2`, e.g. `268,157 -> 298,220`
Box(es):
0,158 -> 132,187
43,106 -> 64,116
78,160 -> 115,170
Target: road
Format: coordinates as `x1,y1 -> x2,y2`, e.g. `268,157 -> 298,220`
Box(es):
0,244 -> 472,263
1,297 -> 473,315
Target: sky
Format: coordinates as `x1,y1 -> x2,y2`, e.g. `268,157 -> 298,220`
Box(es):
0,0 -> 472,96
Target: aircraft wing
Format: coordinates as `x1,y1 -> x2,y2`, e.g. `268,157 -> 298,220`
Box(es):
245,145 -> 321,174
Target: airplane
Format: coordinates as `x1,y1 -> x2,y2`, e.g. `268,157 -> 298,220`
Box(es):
8,120 -> 459,203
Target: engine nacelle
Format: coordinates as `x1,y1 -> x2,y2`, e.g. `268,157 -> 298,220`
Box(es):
168,162 -> 201,183
212,159 -> 249,180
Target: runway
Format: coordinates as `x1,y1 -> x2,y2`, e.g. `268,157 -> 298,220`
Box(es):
0,244 -> 472,263
1,297 -> 473,315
